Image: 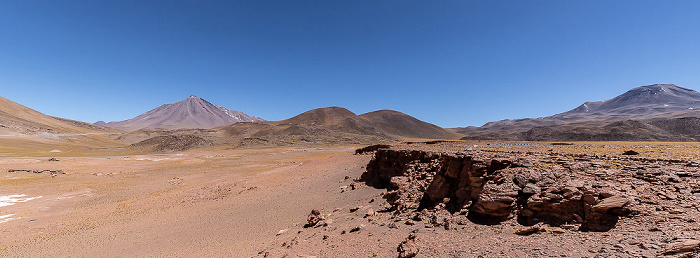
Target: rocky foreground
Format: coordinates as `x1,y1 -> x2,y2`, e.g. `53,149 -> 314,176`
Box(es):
261,143 -> 700,257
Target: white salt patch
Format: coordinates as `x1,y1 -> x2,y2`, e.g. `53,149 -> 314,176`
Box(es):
0,194 -> 43,207
49,149 -> 62,153
0,214 -> 20,223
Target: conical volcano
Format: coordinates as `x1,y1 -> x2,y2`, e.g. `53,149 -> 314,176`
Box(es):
98,96 -> 264,131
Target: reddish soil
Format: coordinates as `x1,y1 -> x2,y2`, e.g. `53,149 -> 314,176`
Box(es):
2,142 -> 700,257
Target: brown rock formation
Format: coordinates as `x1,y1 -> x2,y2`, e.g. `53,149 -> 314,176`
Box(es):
361,149 -> 634,231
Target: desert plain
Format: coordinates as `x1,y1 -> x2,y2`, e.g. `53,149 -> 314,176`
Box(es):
2,140 -> 700,257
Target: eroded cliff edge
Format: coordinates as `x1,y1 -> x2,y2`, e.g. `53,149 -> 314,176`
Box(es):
361,148 -> 697,232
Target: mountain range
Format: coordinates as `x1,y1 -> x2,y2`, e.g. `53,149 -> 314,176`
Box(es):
96,95 -> 264,131
0,94 -> 460,152
454,84 -> 700,141
4,83 -> 700,152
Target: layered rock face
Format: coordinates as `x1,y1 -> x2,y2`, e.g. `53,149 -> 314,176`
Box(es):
361,149 -> 638,231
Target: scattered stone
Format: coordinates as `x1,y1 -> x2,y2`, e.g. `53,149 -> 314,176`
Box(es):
8,169 -> 65,175
397,233 -> 418,258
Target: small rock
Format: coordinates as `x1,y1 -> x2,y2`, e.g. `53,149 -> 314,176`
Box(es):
514,224 -> 545,235
306,209 -> 324,227
349,224 -> 364,233
622,150 -> 639,155
522,184 -> 541,195
669,209 -> 684,214
560,224 -> 577,230
663,240 -> 700,255
397,233 -> 419,258
593,195 -> 630,212
550,227 -> 566,234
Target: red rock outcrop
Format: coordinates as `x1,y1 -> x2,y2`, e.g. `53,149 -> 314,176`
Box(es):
361,149 -> 633,231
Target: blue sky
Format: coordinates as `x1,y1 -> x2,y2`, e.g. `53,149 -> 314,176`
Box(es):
2,1 -> 700,127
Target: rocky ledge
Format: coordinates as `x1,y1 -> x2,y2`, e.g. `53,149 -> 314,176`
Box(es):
361,149 -> 700,233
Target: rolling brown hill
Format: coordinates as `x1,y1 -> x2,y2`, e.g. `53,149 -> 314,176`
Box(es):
218,107 -> 461,145
0,96 -> 116,135
359,110 -> 459,139
0,96 -> 126,155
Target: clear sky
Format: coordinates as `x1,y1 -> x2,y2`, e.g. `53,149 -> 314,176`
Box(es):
2,1 -> 700,127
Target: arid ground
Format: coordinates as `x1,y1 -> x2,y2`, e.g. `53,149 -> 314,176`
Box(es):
0,145 -> 379,257
2,141 -> 700,257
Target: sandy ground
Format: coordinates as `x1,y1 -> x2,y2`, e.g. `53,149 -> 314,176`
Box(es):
0,146 -> 378,257
3,142 -> 700,257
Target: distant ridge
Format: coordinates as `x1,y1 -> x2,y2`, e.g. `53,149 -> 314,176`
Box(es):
98,95 -> 264,131
453,84 -> 700,136
453,84 -> 700,141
